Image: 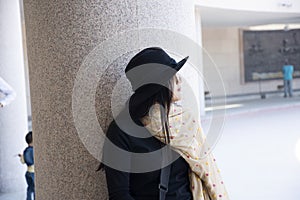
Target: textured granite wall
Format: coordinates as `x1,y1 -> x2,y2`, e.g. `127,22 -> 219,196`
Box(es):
23,0 -> 196,199
0,0 -> 28,193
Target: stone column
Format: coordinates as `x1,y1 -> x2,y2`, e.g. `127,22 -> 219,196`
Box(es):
23,1 -> 200,199
0,0 -> 28,193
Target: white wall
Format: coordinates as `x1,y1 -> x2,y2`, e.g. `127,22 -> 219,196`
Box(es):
202,27 -> 300,97
0,0 -> 28,193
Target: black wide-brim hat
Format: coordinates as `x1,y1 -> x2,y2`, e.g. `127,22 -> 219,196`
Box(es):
125,47 -> 189,102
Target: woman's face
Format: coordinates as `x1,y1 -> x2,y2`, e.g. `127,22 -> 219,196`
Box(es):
172,74 -> 182,102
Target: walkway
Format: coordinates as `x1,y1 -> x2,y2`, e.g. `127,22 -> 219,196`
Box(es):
205,93 -> 300,200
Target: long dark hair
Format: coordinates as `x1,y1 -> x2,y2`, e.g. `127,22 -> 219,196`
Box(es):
129,78 -> 174,143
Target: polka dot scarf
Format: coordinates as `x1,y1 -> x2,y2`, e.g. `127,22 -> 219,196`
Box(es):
142,103 -> 229,200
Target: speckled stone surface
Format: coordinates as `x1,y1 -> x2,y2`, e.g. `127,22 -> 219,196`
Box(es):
23,0 -> 196,199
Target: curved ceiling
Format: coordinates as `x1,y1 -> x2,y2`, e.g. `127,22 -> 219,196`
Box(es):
197,6 -> 300,27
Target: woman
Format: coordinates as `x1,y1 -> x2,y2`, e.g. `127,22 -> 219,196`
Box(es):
101,47 -> 228,200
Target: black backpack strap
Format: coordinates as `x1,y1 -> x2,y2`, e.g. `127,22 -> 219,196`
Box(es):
159,146 -> 171,200
158,104 -> 172,200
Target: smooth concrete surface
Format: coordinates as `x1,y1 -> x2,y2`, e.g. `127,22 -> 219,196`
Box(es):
209,95 -> 300,200
204,92 -> 300,117
0,0 -> 28,193
0,191 -> 25,200
23,1 -> 197,199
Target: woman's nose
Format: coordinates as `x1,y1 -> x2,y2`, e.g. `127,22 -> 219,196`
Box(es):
176,75 -> 182,84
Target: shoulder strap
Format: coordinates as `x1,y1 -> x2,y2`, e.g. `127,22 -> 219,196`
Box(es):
159,105 -> 172,200
159,147 -> 171,200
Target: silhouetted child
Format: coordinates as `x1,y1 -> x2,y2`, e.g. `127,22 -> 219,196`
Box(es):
18,131 -> 35,200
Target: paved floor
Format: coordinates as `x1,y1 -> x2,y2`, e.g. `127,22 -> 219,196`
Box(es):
205,94 -> 300,200
204,92 -> 300,117
1,94 -> 299,200
0,192 -> 25,200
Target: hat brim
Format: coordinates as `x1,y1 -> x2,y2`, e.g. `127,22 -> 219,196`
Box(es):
157,55 -> 189,86
174,56 -> 189,72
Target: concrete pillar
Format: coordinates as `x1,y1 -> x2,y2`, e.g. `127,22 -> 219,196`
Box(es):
0,0 -> 28,193
23,1 -> 199,199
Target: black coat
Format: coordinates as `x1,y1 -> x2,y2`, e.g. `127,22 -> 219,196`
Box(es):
102,118 -> 192,200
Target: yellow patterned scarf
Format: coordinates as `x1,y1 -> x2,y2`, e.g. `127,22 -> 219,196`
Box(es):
142,103 -> 229,200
